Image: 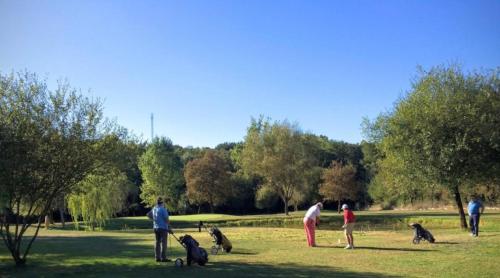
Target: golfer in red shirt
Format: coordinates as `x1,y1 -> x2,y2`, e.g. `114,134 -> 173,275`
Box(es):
342,204 -> 355,249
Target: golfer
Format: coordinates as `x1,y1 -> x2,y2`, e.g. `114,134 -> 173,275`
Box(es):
147,197 -> 171,262
303,202 -> 323,247
467,195 -> 485,237
342,204 -> 356,249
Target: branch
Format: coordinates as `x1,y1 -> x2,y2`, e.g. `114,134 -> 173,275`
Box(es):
0,219 -> 11,250
22,215 -> 43,260
14,199 -> 20,243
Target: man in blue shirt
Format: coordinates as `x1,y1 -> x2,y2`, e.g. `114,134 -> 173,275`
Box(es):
147,197 -> 170,262
467,196 -> 485,237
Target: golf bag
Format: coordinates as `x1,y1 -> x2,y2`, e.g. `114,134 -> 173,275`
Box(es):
172,233 -> 208,266
410,223 -> 435,244
208,226 -> 232,254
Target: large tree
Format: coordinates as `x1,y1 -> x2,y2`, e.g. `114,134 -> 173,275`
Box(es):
0,71 -> 108,265
366,66 -> 500,228
319,161 -> 360,212
138,137 -> 185,211
185,150 -> 232,213
240,118 -> 313,215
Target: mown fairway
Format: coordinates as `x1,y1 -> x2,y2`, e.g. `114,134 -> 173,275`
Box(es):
1,211 -> 499,277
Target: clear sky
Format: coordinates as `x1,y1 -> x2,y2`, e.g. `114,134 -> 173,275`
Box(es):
1,0 -> 499,147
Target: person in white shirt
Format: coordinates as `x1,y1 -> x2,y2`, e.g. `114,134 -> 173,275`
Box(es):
303,202 -> 323,247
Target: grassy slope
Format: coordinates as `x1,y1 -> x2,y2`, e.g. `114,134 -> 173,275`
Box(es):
1,211 -> 499,278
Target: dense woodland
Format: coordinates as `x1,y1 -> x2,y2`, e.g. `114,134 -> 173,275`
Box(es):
1,66 -> 499,264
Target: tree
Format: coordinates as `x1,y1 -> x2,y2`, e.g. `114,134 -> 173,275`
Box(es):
139,137 -> 185,211
67,167 -> 131,230
320,162 -> 360,212
103,133 -> 145,216
365,66 -> 500,228
185,150 -> 232,212
0,71 -> 108,265
240,117 -> 313,215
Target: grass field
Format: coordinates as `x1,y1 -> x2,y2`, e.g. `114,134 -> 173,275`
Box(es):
1,210 -> 499,277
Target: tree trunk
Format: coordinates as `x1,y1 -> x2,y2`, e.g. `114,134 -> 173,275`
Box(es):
44,215 -> 50,230
13,250 -> 25,266
197,205 -> 201,214
209,203 -> 214,213
338,201 -> 341,214
283,199 -> 289,215
59,208 -> 65,228
453,185 -> 468,229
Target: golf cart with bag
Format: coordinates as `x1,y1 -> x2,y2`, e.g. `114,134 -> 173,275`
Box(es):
409,223 -> 435,244
169,230 -> 208,267
200,222 -> 232,255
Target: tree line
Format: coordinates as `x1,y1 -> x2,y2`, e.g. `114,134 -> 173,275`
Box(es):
1,65 -> 499,265
140,118 -> 368,216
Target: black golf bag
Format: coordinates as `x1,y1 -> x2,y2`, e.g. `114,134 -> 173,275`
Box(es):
410,223 -> 435,244
174,234 -> 208,266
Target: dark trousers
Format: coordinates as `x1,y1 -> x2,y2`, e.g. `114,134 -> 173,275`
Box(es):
469,214 -> 480,236
154,228 -> 168,260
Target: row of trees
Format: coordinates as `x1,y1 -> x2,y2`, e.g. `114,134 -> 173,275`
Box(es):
138,118 -> 367,216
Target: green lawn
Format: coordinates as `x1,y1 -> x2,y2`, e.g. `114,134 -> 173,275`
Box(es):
1,211 -> 499,277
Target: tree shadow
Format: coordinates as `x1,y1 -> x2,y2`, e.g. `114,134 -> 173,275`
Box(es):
0,235 -> 401,278
316,245 -> 436,252
18,235 -> 187,259
228,250 -> 259,255
471,234 -> 498,238
433,241 -> 459,245
1,260 -> 402,278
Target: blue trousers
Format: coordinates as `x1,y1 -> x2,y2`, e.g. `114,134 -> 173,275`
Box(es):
469,213 -> 480,236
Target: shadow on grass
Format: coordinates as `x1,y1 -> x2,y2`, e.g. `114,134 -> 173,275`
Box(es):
0,235 -> 400,278
1,261 -> 401,278
472,234 -> 498,238
433,241 -> 459,245
227,250 -> 258,255
29,235 -> 176,259
316,245 -> 436,252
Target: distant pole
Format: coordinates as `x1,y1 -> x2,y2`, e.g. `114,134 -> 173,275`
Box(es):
150,113 -> 154,141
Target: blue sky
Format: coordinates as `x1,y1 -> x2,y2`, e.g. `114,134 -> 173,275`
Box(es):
1,0 -> 499,147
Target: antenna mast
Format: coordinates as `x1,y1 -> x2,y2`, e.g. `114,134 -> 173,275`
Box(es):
150,113 -> 154,141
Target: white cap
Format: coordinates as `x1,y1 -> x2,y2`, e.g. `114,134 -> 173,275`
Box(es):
341,204 -> 349,210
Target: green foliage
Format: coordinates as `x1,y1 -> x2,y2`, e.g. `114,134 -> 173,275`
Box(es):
103,135 -> 145,215
255,185 -> 280,210
139,137 -> 185,211
365,65 -> 500,226
67,168 -> 131,230
0,71 -> 108,265
240,117 -> 314,215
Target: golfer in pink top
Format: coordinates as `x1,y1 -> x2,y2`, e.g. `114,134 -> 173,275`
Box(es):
303,202 -> 323,247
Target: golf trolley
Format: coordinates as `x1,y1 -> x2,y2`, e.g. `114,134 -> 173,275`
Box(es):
409,223 -> 435,244
169,230 -> 208,267
200,222 -> 232,255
